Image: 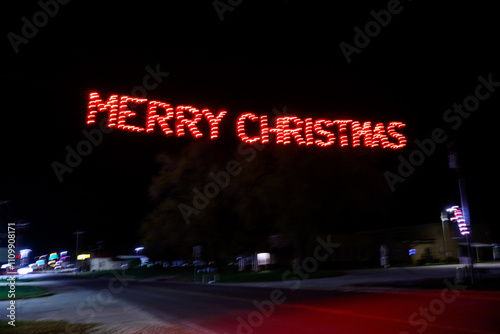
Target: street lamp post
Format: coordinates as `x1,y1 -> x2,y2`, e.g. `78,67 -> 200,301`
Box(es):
448,142 -> 474,285
135,247 -> 144,255
74,231 -> 85,268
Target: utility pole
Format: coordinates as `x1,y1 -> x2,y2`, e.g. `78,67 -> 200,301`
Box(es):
73,231 -> 85,263
448,142 -> 474,284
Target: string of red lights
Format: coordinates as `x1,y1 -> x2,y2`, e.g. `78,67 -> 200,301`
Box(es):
87,92 -> 407,149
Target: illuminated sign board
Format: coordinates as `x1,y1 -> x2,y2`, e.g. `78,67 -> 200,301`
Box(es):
86,92 -> 407,149
77,254 -> 91,260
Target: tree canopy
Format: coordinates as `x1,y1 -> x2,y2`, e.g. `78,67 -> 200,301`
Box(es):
139,139 -> 396,263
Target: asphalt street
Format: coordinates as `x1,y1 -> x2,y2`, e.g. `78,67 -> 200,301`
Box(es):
3,265 -> 500,333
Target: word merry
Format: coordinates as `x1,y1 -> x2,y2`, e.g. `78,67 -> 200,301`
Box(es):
86,92 -> 227,139
86,92 -> 407,149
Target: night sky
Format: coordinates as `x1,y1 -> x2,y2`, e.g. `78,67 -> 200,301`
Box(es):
1,1 -> 499,258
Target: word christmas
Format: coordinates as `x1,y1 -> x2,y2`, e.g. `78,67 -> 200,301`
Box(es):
86,92 -> 407,149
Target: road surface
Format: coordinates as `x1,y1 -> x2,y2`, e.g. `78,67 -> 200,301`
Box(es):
30,274 -> 499,334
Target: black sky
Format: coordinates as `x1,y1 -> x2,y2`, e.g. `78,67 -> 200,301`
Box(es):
1,1 -> 499,257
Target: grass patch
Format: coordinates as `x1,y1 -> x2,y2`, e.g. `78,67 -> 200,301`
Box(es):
0,320 -> 99,334
0,277 -> 40,283
1,285 -> 50,300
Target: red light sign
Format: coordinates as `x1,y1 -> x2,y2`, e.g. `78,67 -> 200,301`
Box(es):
86,92 -> 407,149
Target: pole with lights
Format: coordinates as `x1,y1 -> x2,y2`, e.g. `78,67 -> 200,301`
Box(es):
447,142 -> 474,284
74,231 -> 85,269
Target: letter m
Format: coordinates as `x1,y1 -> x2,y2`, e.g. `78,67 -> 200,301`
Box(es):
87,92 -> 119,128
351,121 -> 373,147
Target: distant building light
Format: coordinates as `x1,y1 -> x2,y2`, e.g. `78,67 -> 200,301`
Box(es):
77,254 -> 91,260
257,253 -> 271,266
18,267 -> 33,275
20,249 -> 32,259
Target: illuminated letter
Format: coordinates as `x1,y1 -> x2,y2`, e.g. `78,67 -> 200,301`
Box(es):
351,121 -> 373,147
269,117 -> 284,144
146,101 -> 175,136
334,120 -> 352,147
201,109 -> 227,139
282,117 -> 305,145
386,122 -> 407,149
175,106 -> 203,138
87,92 -> 119,128
313,119 -> 335,147
117,96 -> 147,132
270,117 -> 306,145
236,112 -> 261,144
304,118 -> 314,146
372,122 -> 390,148
260,115 -> 270,144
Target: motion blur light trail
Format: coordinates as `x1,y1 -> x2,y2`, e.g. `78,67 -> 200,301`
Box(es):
193,289 -> 500,334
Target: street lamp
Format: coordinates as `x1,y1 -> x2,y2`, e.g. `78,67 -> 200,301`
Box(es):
135,247 -> 144,255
